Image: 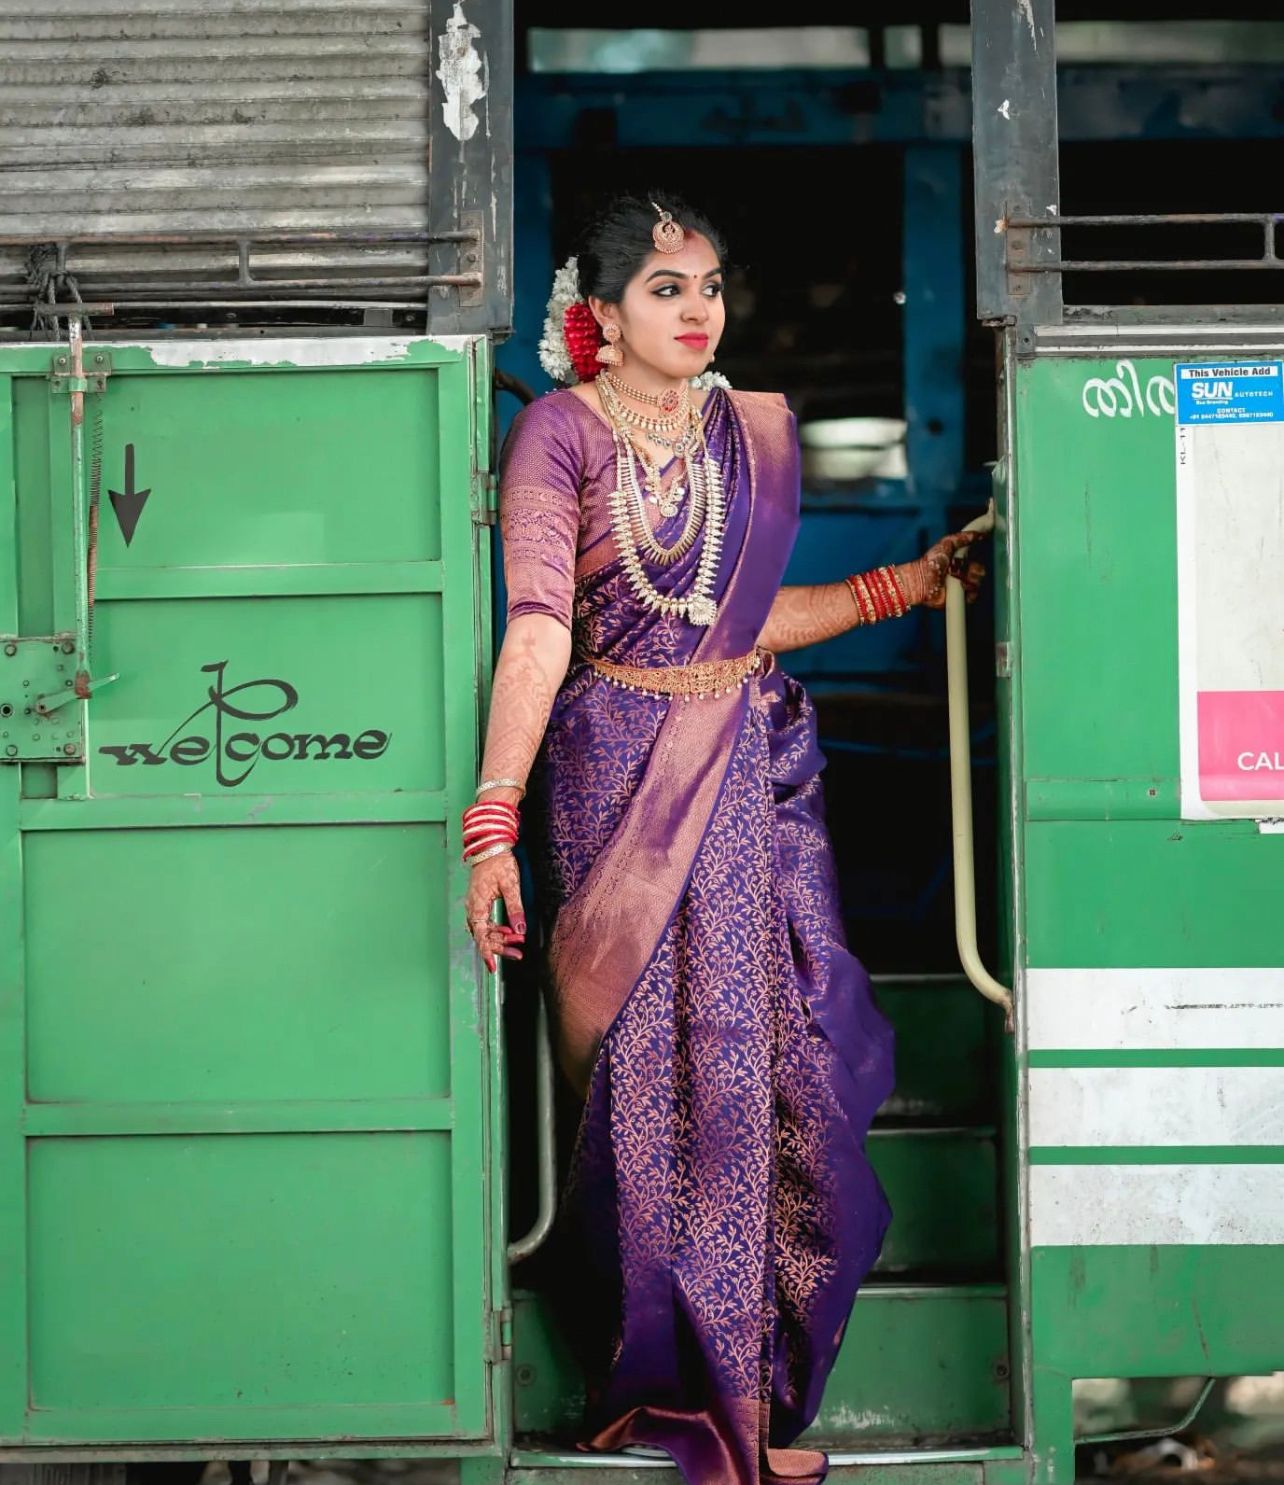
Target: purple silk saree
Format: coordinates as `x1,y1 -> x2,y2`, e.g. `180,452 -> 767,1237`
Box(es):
500,387 -> 894,1485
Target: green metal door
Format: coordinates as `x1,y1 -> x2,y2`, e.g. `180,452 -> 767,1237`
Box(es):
1001,332 -> 1284,1484
0,335 -> 502,1450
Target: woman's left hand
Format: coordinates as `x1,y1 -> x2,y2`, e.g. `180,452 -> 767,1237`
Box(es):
915,531 -> 987,611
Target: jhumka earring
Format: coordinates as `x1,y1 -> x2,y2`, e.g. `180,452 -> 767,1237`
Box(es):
651,201 -> 686,254
596,322 -> 623,366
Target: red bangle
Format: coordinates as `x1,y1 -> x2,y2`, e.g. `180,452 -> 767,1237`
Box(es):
870,566 -> 901,620
845,572 -> 877,625
462,800 -> 520,860
881,565 -> 909,615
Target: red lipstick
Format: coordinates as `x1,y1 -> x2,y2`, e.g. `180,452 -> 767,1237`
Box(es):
675,333 -> 709,349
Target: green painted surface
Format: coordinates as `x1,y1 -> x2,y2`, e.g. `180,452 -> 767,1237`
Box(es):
1014,359 -> 1178,794
88,367 -> 444,569
1023,818 -> 1277,965
89,593 -> 444,795
870,1132 -> 999,1278
513,1287 -> 1011,1448
24,824 -> 451,1103
1009,348 -> 1284,1485
873,980 -> 996,1125
1031,1246 -> 1284,1378
29,1133 -> 453,1421
0,339 -> 497,1449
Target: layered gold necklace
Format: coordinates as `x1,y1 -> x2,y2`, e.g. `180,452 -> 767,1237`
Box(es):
596,373 -> 724,627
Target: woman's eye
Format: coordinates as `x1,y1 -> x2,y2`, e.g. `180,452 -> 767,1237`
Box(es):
653,285 -> 678,297
704,283 -> 724,297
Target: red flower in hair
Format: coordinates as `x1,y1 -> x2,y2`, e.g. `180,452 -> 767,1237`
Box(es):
562,301 -> 605,384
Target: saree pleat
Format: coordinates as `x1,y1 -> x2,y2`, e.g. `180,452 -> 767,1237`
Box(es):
502,387 -> 894,1485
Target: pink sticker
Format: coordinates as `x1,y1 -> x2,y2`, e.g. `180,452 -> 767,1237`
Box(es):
1198,691 -> 1284,800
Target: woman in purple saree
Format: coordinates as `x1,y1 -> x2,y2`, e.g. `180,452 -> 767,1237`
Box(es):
463,194 -> 983,1485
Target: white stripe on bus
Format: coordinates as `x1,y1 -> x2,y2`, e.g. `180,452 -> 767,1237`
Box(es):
1027,968 -> 1284,1051
1030,1066 -> 1284,1146
1030,1163 -> 1284,1246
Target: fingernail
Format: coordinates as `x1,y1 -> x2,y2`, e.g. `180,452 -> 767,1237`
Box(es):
515,918 -> 526,934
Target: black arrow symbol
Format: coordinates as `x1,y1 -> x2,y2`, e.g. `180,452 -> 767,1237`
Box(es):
109,444 -> 151,547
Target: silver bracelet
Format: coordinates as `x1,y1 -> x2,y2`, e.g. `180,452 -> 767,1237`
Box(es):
465,841 -> 514,868
475,777 -> 525,800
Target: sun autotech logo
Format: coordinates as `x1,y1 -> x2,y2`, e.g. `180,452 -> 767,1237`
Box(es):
97,660 -> 391,789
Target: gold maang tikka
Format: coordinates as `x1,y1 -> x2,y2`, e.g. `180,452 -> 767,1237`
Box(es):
651,201 -> 685,254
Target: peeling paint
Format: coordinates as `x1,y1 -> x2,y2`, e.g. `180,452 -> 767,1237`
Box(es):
136,336 -> 470,369
1018,0 -> 1038,49
437,2 -> 487,144
820,1404 -> 895,1431
998,98 -> 1012,120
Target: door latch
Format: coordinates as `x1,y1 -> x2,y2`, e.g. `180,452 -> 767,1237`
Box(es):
0,635 -> 88,762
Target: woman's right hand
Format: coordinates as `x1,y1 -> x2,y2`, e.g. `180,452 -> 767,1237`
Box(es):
464,849 -> 526,974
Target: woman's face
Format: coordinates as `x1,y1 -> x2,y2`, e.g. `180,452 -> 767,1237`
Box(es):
591,232 -> 725,384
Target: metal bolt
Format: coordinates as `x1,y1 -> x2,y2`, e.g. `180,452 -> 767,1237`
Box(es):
0,705 -> 10,717
3,643 -> 15,657
62,743 -> 77,757
31,732 -> 39,741
4,745 -> 16,758
64,679 -> 73,688
60,639 -> 75,655
22,680 -> 29,688
93,354 -> 105,365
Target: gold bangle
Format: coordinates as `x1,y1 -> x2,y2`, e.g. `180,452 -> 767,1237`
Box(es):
465,842 -> 514,867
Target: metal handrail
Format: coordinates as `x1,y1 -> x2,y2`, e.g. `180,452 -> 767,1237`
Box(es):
507,994 -> 557,1264
945,500 -> 1014,1028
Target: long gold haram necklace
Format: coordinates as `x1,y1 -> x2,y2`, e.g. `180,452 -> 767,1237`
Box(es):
601,394 -> 725,627
616,424 -> 705,563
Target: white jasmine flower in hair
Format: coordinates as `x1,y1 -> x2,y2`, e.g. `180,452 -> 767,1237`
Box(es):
538,256 -> 583,385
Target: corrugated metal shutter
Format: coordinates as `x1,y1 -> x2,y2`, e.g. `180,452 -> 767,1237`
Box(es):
0,0 -> 438,310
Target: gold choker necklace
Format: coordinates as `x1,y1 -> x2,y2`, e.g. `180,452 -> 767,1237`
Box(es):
602,371 -> 688,416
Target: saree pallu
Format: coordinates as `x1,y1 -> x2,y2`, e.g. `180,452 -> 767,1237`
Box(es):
501,387 -> 894,1485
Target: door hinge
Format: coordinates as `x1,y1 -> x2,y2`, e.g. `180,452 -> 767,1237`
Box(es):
492,1304 -> 513,1363
50,349 -> 111,394
472,473 -> 498,526
995,641 -> 1014,679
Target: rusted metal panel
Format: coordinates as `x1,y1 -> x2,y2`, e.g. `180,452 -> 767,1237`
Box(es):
0,0 -> 512,331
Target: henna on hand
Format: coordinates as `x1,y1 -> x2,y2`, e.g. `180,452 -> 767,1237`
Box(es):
464,613 -> 571,969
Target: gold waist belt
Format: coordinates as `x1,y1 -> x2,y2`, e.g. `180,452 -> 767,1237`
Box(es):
585,647 -> 764,700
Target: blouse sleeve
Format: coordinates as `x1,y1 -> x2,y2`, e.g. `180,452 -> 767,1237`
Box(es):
498,397 -> 584,630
